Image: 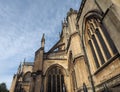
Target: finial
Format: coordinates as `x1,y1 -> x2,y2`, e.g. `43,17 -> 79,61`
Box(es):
41,33 -> 45,48
70,8 -> 73,12
64,18 -> 66,22
41,33 -> 45,42
17,62 -> 22,74
62,20 -> 64,28
19,62 -> 21,68
62,20 -> 64,25
23,58 -> 26,64
59,32 -> 61,38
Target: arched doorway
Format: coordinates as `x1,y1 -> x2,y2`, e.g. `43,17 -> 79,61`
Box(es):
46,66 -> 66,92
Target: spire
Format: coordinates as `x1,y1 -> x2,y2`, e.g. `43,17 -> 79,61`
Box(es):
59,32 -> 61,38
41,33 -> 45,42
62,18 -> 67,28
23,58 -> 26,65
17,62 -> 22,74
24,58 -> 26,63
41,33 -> 45,48
64,18 -> 67,23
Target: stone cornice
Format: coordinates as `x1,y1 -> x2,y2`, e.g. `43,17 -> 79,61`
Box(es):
45,58 -> 67,60
95,73 -> 120,91
94,53 -> 120,75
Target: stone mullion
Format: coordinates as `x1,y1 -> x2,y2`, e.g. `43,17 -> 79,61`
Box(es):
92,19 -> 113,57
90,40 -> 101,68
92,20 -> 110,60
60,74 -> 62,92
94,31 -> 107,62
56,73 -> 57,92
51,75 -> 53,92
97,26 -> 114,57
90,28 -> 107,64
90,21 -> 108,62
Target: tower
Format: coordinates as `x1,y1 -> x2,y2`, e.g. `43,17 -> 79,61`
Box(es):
30,34 -> 45,92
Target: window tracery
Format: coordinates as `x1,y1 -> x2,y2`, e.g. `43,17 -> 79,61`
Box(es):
47,66 -> 65,92
86,17 -> 118,69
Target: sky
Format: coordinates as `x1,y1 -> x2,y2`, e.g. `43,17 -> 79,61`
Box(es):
0,0 -> 81,89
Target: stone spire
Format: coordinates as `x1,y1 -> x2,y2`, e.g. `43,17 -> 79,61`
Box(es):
23,58 -> 26,64
62,18 -> 67,28
17,62 -> 22,74
41,33 -> 45,48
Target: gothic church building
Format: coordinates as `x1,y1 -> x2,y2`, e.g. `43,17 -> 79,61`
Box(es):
10,0 -> 120,92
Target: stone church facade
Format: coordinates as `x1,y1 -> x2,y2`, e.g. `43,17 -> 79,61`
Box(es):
10,0 -> 120,92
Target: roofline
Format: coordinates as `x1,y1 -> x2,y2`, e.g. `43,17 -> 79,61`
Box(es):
76,0 -> 87,23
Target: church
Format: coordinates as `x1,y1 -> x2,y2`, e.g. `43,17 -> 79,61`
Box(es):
10,0 -> 120,92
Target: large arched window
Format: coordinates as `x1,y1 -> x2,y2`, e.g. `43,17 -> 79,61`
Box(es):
85,17 -> 118,69
47,66 -> 66,92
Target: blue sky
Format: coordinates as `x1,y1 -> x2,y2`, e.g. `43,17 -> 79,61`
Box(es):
0,0 -> 81,89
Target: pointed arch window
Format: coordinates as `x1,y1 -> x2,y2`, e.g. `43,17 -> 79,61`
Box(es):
86,17 -> 118,68
47,67 -> 66,92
